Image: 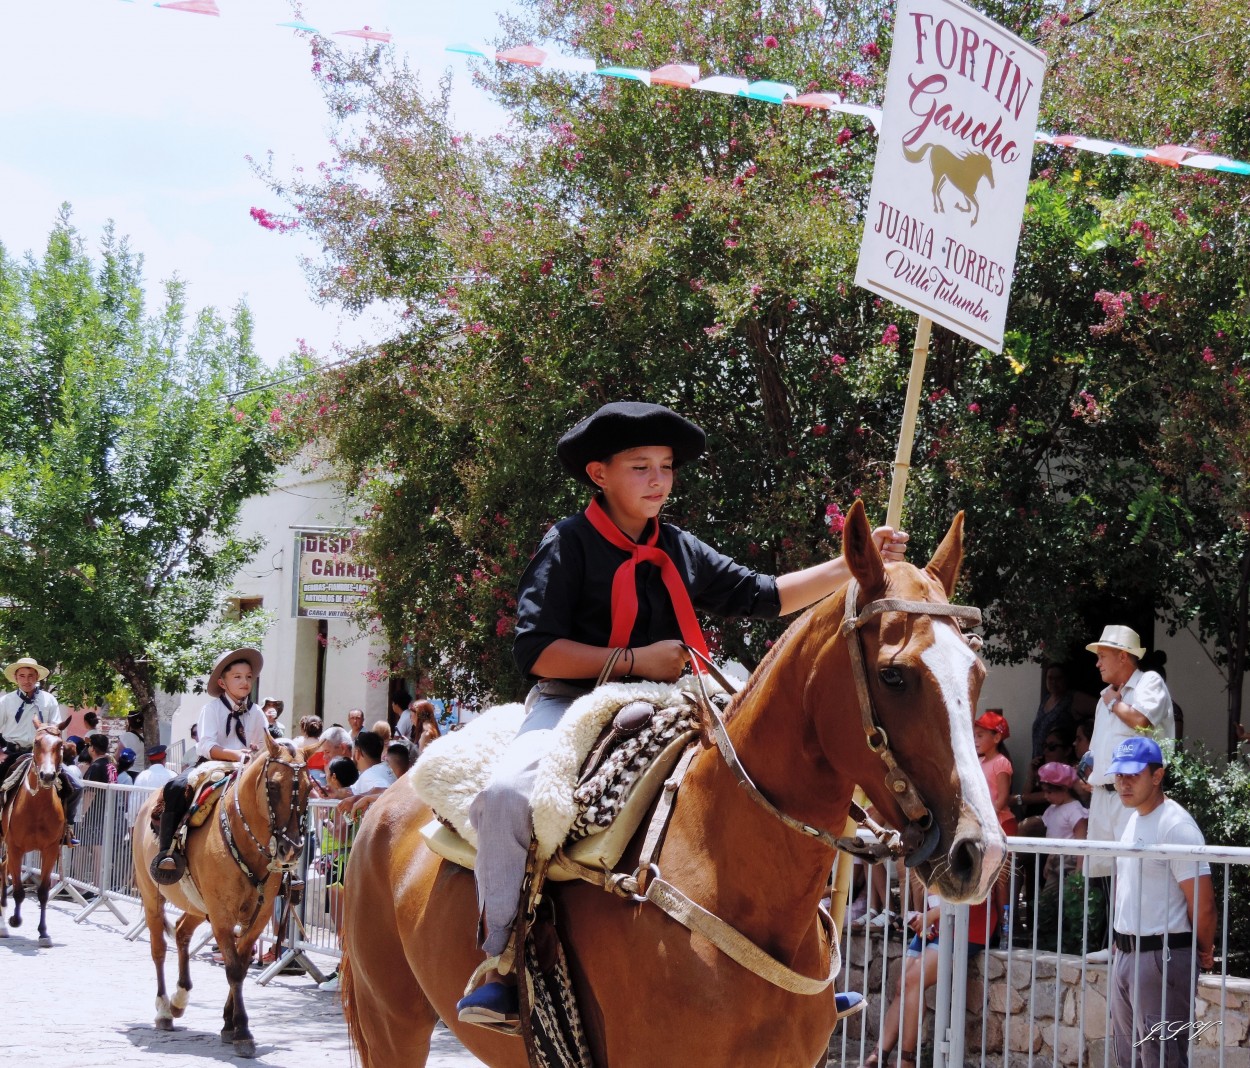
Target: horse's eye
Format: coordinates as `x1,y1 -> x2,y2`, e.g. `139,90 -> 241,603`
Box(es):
879,667 -> 905,690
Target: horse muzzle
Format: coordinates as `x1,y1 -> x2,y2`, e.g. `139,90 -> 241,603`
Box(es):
36,771 -> 58,789
925,812 -> 1007,903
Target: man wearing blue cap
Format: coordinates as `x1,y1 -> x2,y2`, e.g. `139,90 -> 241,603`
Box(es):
1107,735 -> 1214,1068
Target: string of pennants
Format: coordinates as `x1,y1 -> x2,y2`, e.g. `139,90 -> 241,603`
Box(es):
447,42 -> 1250,177
118,1 -> 1250,177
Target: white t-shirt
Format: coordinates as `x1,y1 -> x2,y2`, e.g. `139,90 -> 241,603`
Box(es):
1042,798 -> 1088,840
1089,669 -> 1174,786
1114,797 -> 1209,938
352,761 -> 396,794
128,763 -> 176,823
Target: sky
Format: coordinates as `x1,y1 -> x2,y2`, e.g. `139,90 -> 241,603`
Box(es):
0,0 -> 516,367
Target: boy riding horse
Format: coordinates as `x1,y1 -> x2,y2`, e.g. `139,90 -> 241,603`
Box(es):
0,657 -> 80,845
457,401 -> 910,1029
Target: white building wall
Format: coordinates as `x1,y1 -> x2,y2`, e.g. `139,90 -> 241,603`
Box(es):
164,463 -> 389,748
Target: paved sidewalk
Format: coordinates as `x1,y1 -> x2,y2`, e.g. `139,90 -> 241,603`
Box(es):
3,897 -> 487,1068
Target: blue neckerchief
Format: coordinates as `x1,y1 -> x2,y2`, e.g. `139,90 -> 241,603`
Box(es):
14,689 -> 36,723
221,694 -> 248,745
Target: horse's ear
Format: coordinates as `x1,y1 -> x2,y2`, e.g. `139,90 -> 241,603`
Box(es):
32,716 -> 44,730
842,500 -> 886,595
57,716 -> 72,733
263,730 -> 281,758
925,511 -> 965,598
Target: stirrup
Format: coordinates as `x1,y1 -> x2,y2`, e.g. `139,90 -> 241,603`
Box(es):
459,958 -> 521,1036
151,850 -> 186,886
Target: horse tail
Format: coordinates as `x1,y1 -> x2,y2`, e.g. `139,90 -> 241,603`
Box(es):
902,142 -> 933,164
339,944 -> 369,1066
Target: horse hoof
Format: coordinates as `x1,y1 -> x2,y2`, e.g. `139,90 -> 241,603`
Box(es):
155,1017 -> 175,1031
38,935 -> 52,948
220,1028 -> 236,1044
234,1038 -> 256,1058
7,916 -> 19,928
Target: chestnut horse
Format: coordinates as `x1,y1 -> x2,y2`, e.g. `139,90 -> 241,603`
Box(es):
341,502 -> 1005,1068
132,732 -> 310,1058
0,719 -> 70,947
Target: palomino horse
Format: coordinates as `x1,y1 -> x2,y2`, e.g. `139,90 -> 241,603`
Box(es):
902,143 -> 995,225
340,502 -> 1006,1068
132,732 -> 309,1058
0,718 -> 71,947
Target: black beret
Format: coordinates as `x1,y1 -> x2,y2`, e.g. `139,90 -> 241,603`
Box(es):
557,402 -> 706,486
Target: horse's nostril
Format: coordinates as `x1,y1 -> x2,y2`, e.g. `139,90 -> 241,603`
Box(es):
948,836 -> 982,886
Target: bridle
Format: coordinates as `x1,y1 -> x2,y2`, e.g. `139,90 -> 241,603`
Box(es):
839,578 -> 983,864
24,723 -> 64,794
685,578 -> 983,866
219,752 -> 310,890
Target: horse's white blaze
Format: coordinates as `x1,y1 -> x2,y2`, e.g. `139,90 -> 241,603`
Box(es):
921,623 -> 1006,893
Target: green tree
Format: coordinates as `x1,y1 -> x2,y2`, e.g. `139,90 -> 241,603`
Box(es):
265,0 -> 1250,725
0,211 -> 300,746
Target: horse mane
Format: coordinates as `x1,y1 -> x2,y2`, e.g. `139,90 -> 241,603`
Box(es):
720,583 -> 850,725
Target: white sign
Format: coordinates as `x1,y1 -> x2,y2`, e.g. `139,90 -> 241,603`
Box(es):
855,0 -> 1046,352
291,529 -> 373,619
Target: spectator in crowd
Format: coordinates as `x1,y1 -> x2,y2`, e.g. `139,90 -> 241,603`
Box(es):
1084,625 -> 1175,961
295,716 -> 323,762
262,698 -> 285,738
1032,663 -> 1076,764
346,708 -> 365,736
858,888 -> 994,1068
334,730 -> 395,818
370,720 -> 392,743
185,723 -> 201,765
388,688 -> 411,731
1073,717 -> 1095,805
115,747 -> 137,785
386,740 -> 411,780
1020,762 -> 1089,881
1018,726 -> 1077,814
83,710 -> 100,734
1106,736 -> 1214,1068
316,755 -> 361,993
974,711 -> 1017,836
310,725 -> 353,795
84,732 -> 116,785
129,745 -> 174,824
60,738 -> 84,845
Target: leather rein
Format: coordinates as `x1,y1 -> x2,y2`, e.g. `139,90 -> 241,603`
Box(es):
558,578 -> 983,997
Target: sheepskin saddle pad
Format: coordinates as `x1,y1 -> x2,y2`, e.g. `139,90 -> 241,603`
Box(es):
413,675 -> 740,881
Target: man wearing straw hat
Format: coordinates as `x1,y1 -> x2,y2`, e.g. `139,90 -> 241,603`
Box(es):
1084,625 -> 1176,962
152,647 -> 267,878
0,656 -> 81,843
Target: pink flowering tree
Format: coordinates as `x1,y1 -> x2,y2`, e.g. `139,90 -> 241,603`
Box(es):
268,0 -> 1250,735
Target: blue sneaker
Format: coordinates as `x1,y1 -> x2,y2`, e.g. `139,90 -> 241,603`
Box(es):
456,980 -> 520,1028
836,991 -> 866,1020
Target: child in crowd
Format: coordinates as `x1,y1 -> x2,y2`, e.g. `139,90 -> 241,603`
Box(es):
315,756 -> 360,993
974,711 -> 1017,835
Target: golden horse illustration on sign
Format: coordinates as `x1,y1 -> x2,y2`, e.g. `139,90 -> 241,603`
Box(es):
903,143 -> 995,225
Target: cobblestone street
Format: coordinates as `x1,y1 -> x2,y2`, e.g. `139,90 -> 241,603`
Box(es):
3,897 -> 486,1068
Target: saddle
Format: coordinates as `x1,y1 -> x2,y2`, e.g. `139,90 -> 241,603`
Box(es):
148,762 -> 238,886
414,677 -> 732,882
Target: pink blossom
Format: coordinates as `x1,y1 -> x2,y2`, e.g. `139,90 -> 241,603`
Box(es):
1058,13 -> 1071,25
724,237 -> 739,248
602,2 -> 614,13
967,402 -> 980,414
812,424 -> 829,437
881,323 -> 900,347
830,353 -> 847,369
825,502 -> 845,533
743,53 -> 755,65
1202,347 -> 1216,364
764,35 -> 779,48
859,42 -> 881,58
836,128 -> 853,146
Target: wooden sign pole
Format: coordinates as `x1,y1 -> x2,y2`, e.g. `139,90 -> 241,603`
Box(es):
833,316 -> 934,936
885,315 -> 934,529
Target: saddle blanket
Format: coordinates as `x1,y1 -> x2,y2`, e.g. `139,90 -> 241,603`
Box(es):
412,674 -> 739,863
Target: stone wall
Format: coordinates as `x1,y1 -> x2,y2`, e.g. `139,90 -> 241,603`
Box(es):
833,936 -> 1250,1068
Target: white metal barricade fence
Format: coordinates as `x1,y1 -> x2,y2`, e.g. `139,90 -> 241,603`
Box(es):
22,785 -> 1250,1065
828,836 -> 1250,1068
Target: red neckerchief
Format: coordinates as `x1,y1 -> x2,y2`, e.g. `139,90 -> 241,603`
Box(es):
583,497 -> 710,664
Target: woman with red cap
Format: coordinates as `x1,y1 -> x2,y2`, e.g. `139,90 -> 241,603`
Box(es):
974,710 -> 1016,836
